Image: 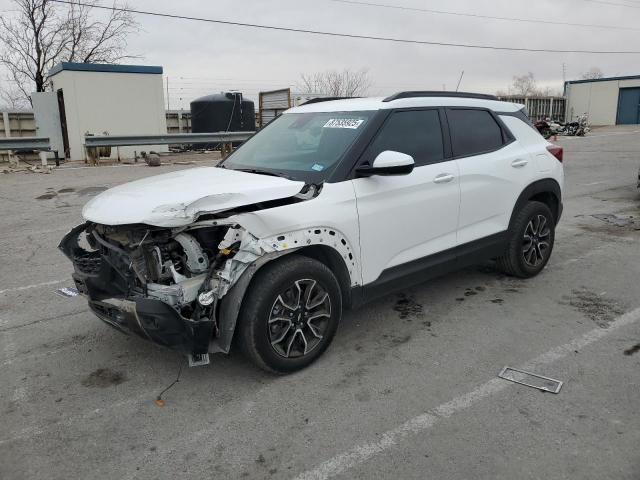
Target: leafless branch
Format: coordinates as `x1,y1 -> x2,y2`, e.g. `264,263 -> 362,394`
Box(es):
298,68 -> 372,97
0,0 -> 140,104
581,67 -> 604,80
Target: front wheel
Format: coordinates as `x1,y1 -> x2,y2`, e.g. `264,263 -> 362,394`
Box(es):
237,255 -> 342,373
497,201 -> 555,278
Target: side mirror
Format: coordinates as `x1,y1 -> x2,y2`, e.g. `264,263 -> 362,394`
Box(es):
356,151 -> 415,177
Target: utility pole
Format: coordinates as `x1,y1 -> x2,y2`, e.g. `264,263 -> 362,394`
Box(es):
455,71 -> 464,92
166,76 -> 170,110
562,63 -> 566,85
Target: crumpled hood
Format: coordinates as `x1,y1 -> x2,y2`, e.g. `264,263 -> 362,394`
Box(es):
82,166 -> 305,227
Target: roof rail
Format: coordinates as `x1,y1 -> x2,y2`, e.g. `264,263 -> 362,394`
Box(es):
300,96 -> 356,105
383,91 -> 499,102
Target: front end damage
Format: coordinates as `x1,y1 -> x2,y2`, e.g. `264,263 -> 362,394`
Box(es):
59,218 -> 282,357
59,175 -> 362,361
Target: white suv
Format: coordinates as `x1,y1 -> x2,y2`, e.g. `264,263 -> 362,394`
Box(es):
60,92 -> 564,373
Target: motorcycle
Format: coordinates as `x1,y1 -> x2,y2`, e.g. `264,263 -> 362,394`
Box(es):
561,113 -> 590,137
534,119 -> 553,139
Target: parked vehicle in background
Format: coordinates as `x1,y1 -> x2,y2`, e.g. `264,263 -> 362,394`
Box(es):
537,114 -> 590,138
534,119 -> 553,139
548,119 -> 564,136
60,92 -> 564,373
562,113 -> 590,136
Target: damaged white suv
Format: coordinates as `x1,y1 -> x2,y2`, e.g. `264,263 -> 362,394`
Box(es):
60,92 -> 564,373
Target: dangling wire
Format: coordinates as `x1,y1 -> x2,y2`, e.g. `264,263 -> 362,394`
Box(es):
155,362 -> 183,406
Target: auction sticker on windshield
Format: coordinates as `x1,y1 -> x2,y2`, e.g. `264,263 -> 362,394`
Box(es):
323,118 -> 364,129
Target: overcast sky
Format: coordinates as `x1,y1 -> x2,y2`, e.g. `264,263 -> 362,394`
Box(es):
2,0 -> 640,108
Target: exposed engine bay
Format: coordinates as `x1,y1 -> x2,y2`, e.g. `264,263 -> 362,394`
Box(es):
59,220 -> 251,355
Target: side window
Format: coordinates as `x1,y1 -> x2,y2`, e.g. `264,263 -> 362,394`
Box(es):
447,109 -> 505,158
364,109 -> 444,167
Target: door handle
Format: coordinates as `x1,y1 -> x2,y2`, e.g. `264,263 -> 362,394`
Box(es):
511,159 -> 529,168
433,173 -> 455,184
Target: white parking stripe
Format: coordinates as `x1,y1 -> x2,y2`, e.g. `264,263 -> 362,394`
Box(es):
0,330 -> 29,405
559,130 -> 640,140
0,279 -> 66,295
293,306 -> 640,480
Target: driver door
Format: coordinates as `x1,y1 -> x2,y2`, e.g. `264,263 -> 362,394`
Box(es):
351,108 -> 460,285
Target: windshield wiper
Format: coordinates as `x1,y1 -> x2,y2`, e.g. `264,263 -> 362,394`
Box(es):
232,168 -> 292,180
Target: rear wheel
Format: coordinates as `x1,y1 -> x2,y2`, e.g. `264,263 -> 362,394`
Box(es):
497,201 -> 555,278
237,255 -> 342,373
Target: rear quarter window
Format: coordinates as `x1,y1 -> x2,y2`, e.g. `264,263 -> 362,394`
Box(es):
447,109 -> 505,158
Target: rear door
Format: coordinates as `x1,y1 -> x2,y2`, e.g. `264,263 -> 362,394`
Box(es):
447,108 -> 532,246
352,108 -> 460,285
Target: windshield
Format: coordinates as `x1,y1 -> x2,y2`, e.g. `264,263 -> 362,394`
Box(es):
220,111 -> 375,182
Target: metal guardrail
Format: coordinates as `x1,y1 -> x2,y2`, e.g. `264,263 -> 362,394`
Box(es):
84,132 -> 254,148
0,136 -> 51,151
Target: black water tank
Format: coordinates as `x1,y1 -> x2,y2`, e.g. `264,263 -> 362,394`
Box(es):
190,92 -> 255,133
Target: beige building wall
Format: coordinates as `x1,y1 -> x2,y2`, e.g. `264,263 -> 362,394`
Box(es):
50,66 -> 168,161
566,78 -> 640,126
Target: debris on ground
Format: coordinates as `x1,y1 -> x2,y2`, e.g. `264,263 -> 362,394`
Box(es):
498,366 -> 563,393
2,164 -> 53,174
55,287 -> 80,298
141,151 -> 162,167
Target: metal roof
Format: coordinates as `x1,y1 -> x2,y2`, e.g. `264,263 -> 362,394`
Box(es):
48,62 -> 163,76
565,74 -> 640,86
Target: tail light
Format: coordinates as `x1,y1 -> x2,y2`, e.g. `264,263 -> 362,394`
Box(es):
546,144 -> 563,163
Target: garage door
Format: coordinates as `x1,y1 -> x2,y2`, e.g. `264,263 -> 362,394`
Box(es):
617,87 -> 640,124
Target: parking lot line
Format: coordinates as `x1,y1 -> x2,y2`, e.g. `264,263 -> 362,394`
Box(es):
560,130 -> 640,140
293,305 -> 640,480
0,279 -> 67,295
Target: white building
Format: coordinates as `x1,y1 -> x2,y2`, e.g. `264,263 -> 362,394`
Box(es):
49,62 -> 168,161
564,75 -> 640,126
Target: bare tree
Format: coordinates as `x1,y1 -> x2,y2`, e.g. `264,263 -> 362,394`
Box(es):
496,72 -> 563,98
511,72 -> 538,97
0,85 -> 30,109
581,67 -> 604,80
298,68 -> 372,97
0,0 -> 139,104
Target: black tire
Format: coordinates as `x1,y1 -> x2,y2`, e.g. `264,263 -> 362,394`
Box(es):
497,201 -> 555,278
237,255 -> 342,374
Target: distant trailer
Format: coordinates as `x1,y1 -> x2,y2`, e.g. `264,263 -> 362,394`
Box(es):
258,88 -> 331,128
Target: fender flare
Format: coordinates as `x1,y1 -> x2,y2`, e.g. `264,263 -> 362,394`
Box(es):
210,250 -> 291,354
508,178 -> 562,231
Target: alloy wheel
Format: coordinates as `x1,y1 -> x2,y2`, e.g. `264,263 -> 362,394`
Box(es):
522,214 -> 551,267
268,279 -> 332,358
